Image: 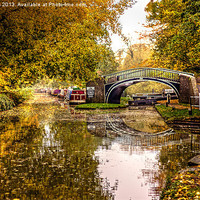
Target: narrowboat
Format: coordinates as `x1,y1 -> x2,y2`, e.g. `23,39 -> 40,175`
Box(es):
58,89 -> 68,98
69,89 -> 86,104
51,89 -> 61,96
53,88 -> 86,104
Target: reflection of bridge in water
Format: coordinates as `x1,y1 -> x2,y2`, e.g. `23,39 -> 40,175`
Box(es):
113,132 -> 200,151
105,113 -> 173,136
87,114 -> 200,150
89,112 -> 200,200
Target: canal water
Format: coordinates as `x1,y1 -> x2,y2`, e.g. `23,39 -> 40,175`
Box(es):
0,94 -> 200,200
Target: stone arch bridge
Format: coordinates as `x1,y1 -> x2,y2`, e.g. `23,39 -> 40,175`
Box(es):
86,68 -> 199,104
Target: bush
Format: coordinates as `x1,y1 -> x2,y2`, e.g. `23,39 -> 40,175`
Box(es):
17,88 -> 33,101
120,97 -> 132,105
5,91 -> 25,105
0,88 -> 33,111
5,88 -> 33,105
0,94 -> 15,111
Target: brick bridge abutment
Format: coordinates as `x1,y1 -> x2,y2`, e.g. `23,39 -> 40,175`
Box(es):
179,74 -> 199,104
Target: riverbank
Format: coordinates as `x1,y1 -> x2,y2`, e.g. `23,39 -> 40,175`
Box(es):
0,89 -> 33,111
75,97 -> 130,110
155,100 -> 200,134
155,100 -> 200,200
160,168 -> 200,200
156,100 -> 200,120
75,103 -> 127,109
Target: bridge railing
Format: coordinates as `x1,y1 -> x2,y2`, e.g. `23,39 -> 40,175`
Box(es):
118,68 -> 180,82
104,68 -> 194,84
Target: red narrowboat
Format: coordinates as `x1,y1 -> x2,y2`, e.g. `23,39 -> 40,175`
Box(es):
69,90 -> 86,104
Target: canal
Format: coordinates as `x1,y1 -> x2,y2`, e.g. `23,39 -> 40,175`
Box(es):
0,94 -> 200,200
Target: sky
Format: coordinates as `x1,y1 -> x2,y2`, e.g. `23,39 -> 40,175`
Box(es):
111,0 -> 151,52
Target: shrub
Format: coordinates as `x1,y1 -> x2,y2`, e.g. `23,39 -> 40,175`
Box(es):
0,88 -> 33,111
5,91 -> 25,105
0,94 -> 15,111
5,88 -> 33,105
17,88 -> 33,101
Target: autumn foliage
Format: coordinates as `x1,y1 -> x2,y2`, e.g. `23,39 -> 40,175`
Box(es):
0,0 -> 136,90
145,0 -> 200,74
161,169 -> 200,200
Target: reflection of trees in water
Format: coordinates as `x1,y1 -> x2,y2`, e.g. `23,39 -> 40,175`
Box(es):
159,133 -> 200,175
122,110 -> 169,134
0,120 -> 115,200
96,132 -> 200,199
1,102 -> 199,199
150,133 -> 200,195
0,114 -> 40,157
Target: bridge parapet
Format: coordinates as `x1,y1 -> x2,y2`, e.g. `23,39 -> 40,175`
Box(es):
104,68 -> 194,84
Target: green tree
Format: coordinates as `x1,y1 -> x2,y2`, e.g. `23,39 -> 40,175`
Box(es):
97,47 -> 119,75
145,0 -> 200,74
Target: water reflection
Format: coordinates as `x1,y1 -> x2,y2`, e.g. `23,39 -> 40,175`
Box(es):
0,97 -> 200,200
94,133 -> 200,200
87,108 -> 170,137
0,105 -> 114,200
124,108 -> 168,134
96,141 -> 160,200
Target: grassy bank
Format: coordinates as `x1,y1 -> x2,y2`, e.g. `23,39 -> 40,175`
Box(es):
75,103 -> 127,110
155,104 -> 200,121
75,97 -> 131,110
0,88 -> 33,111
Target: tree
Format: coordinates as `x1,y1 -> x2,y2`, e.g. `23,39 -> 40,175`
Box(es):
96,47 -> 119,75
0,0 -> 137,90
145,0 -> 200,74
122,43 -> 152,70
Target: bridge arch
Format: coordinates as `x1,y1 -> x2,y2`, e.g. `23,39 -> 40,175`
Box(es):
105,77 -> 180,104
86,67 -> 197,104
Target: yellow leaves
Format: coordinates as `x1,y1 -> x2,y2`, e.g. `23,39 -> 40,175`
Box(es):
0,70 -> 11,90
162,169 -> 200,200
1,0 -> 135,87
0,142 -> 7,157
145,0 -> 200,74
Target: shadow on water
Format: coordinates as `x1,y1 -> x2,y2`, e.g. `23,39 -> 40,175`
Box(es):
0,94 -> 200,200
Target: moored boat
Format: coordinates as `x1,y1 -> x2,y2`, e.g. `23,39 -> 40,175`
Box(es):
69,89 -> 86,104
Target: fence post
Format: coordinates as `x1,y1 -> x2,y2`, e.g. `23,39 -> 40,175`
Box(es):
199,93 -> 200,110
189,96 -> 192,115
